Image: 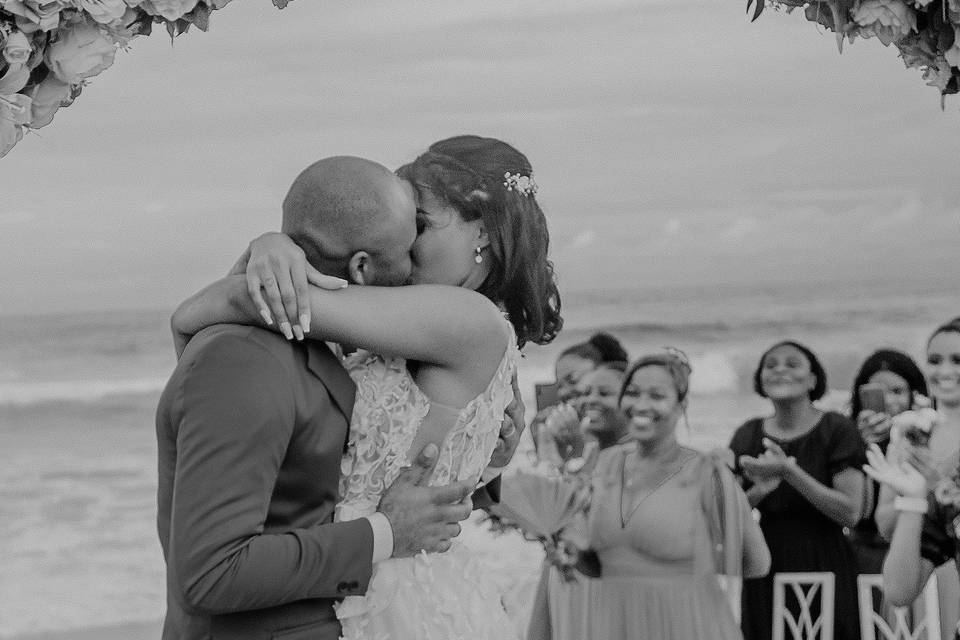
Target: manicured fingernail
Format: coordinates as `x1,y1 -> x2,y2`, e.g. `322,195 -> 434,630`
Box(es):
334,277 -> 349,289
299,314 -> 310,334
280,322 -> 293,340
293,325 -> 304,341
260,309 -> 273,325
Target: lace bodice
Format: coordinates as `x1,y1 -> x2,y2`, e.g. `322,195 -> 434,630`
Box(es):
335,326 -> 520,524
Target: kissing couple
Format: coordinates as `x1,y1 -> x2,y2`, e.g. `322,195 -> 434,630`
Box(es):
158,135 -> 562,639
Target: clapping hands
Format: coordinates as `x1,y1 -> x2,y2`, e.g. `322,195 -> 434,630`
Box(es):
739,438 -> 796,481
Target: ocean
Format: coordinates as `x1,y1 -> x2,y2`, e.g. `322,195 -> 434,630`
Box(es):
1,278 -> 956,637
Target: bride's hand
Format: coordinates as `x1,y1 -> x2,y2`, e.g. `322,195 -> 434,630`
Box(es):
244,232 -> 347,340
863,443 -> 927,499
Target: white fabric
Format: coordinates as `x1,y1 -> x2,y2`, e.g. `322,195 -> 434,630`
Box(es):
334,323 -> 521,640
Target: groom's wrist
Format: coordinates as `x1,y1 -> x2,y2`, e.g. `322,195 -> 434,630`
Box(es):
364,512 -> 394,563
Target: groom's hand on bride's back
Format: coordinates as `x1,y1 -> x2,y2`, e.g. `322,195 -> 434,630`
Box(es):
378,443 -> 474,558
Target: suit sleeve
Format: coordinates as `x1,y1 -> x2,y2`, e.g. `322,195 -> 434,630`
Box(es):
168,333 -> 374,614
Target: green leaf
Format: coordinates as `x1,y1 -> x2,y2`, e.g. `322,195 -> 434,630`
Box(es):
187,4 -> 211,32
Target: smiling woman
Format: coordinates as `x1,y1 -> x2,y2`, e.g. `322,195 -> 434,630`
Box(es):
550,348 -> 770,640
729,340 -> 866,640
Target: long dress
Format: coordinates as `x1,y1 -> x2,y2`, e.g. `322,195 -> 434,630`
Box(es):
729,412 -> 865,640
585,444 -> 748,640
332,328 -> 520,640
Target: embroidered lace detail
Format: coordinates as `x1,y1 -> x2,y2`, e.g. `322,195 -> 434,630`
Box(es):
333,318 -> 521,640
336,324 -> 520,521
335,352 -> 430,523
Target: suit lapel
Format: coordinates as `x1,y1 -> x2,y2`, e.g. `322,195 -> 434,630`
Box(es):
305,341 -> 356,422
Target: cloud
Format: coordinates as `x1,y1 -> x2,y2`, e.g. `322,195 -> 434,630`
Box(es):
569,229 -> 596,250
0,210 -> 38,225
719,217 -> 757,242
142,202 -> 166,215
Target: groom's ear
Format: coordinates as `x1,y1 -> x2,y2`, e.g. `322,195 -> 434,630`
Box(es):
347,251 -> 370,286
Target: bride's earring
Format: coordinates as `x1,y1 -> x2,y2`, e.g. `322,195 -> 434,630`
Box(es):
474,247 -> 483,264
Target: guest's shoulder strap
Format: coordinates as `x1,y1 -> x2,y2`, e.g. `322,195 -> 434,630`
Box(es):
592,444 -> 629,483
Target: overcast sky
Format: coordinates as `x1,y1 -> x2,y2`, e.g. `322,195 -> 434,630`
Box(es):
2,0 -> 958,316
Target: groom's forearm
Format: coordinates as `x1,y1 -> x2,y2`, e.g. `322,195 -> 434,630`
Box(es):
171,276 -> 260,357
175,520 -> 375,614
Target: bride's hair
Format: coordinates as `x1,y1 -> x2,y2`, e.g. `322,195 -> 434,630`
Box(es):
397,135 -> 562,347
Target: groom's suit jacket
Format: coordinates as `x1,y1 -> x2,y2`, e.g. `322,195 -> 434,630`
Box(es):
156,324 -> 373,640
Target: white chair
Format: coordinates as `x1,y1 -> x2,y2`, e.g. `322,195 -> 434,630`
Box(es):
773,572 -> 835,640
857,573 -> 940,640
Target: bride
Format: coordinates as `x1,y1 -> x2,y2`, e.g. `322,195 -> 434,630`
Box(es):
172,135 -> 562,639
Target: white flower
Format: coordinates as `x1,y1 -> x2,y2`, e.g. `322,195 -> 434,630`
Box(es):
0,62 -> 30,95
0,93 -> 33,157
44,18 -> 118,84
135,0 -> 198,21
852,0 -> 917,45
2,30 -> 31,65
76,0 -> 129,24
102,7 -> 143,44
29,76 -> 72,128
0,0 -> 71,33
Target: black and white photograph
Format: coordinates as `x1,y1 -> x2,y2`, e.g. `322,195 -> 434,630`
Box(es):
1,1 -> 959,639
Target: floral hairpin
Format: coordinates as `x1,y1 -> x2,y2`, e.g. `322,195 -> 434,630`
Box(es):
503,172 -> 538,197
661,346 -> 692,371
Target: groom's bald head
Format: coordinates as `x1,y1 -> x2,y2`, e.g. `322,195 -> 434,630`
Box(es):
282,156 -> 417,286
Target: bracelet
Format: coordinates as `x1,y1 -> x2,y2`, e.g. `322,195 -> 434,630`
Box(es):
894,496 -> 928,513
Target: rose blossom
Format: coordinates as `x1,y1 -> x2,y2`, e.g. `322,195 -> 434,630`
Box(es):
0,0 -> 71,33
0,62 -> 29,94
77,0 -> 129,24
852,0 -> 918,45
2,30 -> 32,65
135,0 -> 198,21
0,93 -> 32,157
29,76 -> 71,128
44,18 -> 118,84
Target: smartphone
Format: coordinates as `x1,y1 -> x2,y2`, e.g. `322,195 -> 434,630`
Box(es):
534,382 -> 560,412
858,383 -> 887,414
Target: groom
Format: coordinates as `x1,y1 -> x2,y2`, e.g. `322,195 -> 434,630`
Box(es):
157,157 -> 495,640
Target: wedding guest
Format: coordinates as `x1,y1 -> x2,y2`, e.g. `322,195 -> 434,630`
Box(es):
730,340 -> 866,640
873,320 -> 960,638
863,320 -> 960,621
526,361 -> 628,640
556,333 -> 629,403
582,349 -> 769,640
531,332 -> 628,461
847,349 -> 928,574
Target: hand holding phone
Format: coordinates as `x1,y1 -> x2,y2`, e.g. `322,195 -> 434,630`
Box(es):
859,383 -> 887,414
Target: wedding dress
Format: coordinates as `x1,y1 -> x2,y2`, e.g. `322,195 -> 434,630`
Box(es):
333,322 -> 521,640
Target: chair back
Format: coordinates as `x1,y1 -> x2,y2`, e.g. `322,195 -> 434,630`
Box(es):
857,573 -> 940,640
772,572 -> 835,640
